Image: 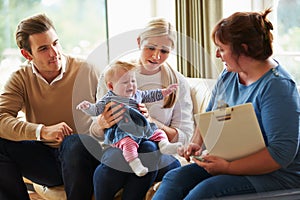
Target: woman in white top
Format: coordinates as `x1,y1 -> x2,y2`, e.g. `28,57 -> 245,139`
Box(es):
91,18 -> 194,200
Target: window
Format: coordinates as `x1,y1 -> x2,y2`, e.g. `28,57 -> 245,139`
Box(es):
0,0 -> 176,93
2,0 -> 298,92
274,0 -> 300,85
107,0 -> 175,37
104,0 -> 176,67
0,0 -> 106,92
222,0 -> 252,17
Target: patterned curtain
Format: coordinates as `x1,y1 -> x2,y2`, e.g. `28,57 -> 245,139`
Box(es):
175,0 -> 223,78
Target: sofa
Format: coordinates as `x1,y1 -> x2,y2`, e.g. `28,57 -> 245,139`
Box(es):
32,78 -> 300,200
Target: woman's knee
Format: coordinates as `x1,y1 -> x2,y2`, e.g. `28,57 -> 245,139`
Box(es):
138,140 -> 158,153
138,140 -> 160,171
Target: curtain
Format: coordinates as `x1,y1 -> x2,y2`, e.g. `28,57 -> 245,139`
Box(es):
175,0 -> 223,78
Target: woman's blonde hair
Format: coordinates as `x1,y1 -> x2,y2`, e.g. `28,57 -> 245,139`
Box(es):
138,18 -> 178,108
138,17 -> 176,49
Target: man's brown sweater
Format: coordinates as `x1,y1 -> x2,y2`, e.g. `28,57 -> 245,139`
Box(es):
0,55 -> 99,143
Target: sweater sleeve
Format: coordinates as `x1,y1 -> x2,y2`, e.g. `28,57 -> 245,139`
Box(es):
0,70 -> 38,140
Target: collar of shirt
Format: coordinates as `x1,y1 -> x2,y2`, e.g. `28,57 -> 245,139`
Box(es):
31,56 -> 66,85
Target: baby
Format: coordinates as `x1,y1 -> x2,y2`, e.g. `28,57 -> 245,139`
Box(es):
77,60 -> 182,176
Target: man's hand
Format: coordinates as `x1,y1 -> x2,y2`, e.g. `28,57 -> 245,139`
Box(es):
40,122 -> 73,143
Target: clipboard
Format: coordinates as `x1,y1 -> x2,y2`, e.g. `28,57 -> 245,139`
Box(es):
194,103 -> 265,161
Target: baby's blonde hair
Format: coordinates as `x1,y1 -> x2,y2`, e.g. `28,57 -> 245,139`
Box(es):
104,60 -> 136,84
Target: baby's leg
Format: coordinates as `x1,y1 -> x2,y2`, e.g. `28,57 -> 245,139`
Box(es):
149,129 -> 183,155
113,137 -> 148,176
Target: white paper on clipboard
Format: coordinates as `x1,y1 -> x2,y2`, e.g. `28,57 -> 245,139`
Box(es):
194,103 -> 265,161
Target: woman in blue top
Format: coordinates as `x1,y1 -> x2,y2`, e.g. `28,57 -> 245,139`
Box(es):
153,8 -> 300,199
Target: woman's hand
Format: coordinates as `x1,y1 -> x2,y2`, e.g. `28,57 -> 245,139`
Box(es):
193,155 -> 230,175
97,101 -> 125,129
138,103 -> 153,122
178,142 -> 202,162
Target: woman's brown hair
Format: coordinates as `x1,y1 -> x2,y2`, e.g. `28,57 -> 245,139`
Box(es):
212,8 -> 274,60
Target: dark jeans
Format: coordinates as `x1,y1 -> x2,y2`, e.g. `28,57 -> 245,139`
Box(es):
152,163 -> 257,200
0,134 -> 102,200
93,140 -> 180,200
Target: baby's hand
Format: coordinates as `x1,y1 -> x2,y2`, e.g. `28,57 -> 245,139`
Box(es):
76,100 -> 91,110
162,83 -> 178,96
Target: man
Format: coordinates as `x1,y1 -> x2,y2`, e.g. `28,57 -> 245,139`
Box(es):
0,13 -> 102,200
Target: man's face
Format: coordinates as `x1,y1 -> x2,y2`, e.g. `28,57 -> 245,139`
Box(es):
24,28 -> 63,77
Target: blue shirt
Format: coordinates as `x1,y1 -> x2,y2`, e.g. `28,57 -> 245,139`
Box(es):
207,62 -> 300,191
